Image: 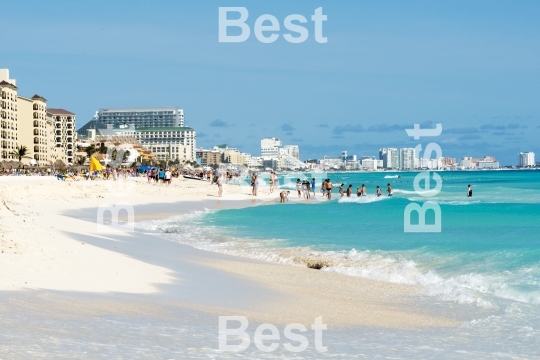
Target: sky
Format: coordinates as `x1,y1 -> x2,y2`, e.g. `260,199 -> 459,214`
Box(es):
2,0 -> 540,165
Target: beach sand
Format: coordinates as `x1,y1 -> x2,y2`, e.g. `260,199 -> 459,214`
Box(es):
0,175 -> 461,355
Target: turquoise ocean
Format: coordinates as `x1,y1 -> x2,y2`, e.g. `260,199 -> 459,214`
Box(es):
137,170 -> 540,357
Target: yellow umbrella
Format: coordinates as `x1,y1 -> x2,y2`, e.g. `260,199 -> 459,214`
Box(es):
89,156 -> 103,171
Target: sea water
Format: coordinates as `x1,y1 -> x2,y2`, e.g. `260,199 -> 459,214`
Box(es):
137,170 -> 540,358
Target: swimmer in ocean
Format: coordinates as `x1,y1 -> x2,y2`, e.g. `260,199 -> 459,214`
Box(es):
376,186 -> 382,197
387,183 -> 393,197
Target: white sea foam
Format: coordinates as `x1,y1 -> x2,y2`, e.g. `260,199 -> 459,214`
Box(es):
136,212 -> 540,308
384,175 -> 400,178
338,195 -> 389,204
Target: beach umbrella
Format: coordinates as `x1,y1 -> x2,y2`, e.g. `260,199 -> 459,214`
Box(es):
89,156 -> 103,171
54,159 -> 66,169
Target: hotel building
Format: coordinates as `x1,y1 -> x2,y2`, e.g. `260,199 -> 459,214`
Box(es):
96,124 -> 196,162
78,107 -> 184,137
379,148 -> 399,169
0,69 -> 74,165
518,152 -> 535,167
399,148 -> 415,170
261,137 -> 282,158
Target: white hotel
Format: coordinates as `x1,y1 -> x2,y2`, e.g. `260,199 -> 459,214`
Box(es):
518,152 -> 535,167
97,124 -> 196,161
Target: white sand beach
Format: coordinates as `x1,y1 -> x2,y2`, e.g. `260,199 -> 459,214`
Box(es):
0,175 -> 464,357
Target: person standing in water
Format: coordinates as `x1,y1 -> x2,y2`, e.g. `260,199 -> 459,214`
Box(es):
361,184 -> 367,196
326,179 -> 334,200
296,179 -> 302,198
376,186 -> 382,197
356,186 -> 361,197
467,184 -> 473,197
346,184 -> 352,197
311,178 -> 316,196
387,183 -> 393,197
339,183 -> 345,197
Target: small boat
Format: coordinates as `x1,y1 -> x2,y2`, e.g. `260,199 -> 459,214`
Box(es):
183,174 -> 204,181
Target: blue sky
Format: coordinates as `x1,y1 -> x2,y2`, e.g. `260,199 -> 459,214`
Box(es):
2,1 -> 540,165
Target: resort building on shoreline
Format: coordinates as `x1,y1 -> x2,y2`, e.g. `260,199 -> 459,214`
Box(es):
95,124 -> 196,162
518,152 -> 535,167
0,69 -> 75,165
379,148 -> 399,169
48,108 -> 76,164
399,148 -> 415,170
77,107 -> 184,137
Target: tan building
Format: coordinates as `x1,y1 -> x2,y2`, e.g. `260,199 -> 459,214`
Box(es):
221,148 -> 247,165
0,70 -> 19,161
47,108 -> 76,164
196,149 -> 221,166
0,69 -> 75,165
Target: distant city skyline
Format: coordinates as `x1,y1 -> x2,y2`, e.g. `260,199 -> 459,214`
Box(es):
3,1 -> 540,165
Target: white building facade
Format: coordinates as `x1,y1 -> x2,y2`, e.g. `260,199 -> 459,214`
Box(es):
399,148 -> 415,170
261,137 -> 282,158
519,152 -> 535,167
380,148 -> 399,169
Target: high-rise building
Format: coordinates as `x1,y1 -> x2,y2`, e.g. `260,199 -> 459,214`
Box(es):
282,145 -> 300,160
77,107 -> 184,137
96,124 -> 196,161
380,148 -> 399,169
0,69 -> 73,165
399,148 -> 415,170
48,108 -> 76,164
518,152 -> 535,167
0,70 -> 19,161
261,137 -> 282,158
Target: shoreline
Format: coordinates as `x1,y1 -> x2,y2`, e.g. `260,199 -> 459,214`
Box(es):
0,176 -> 461,332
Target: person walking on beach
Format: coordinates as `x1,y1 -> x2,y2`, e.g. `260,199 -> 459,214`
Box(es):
280,190 -> 290,203
164,168 -> 172,186
467,184 -> 473,197
311,178 -> 316,196
387,183 -> 393,197
346,184 -> 352,197
269,172 -> 275,193
217,175 -> 223,197
251,173 -> 258,196
376,186 -> 382,197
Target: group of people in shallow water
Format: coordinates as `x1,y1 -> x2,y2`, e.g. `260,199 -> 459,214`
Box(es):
279,178 -> 394,202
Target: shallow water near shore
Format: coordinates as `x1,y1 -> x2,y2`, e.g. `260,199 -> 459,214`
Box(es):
137,170 -> 540,357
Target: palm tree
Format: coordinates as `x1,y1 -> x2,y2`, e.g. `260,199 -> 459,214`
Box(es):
85,145 -> 96,158
10,145 -> 31,162
76,156 -> 86,166
122,150 -> 131,162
